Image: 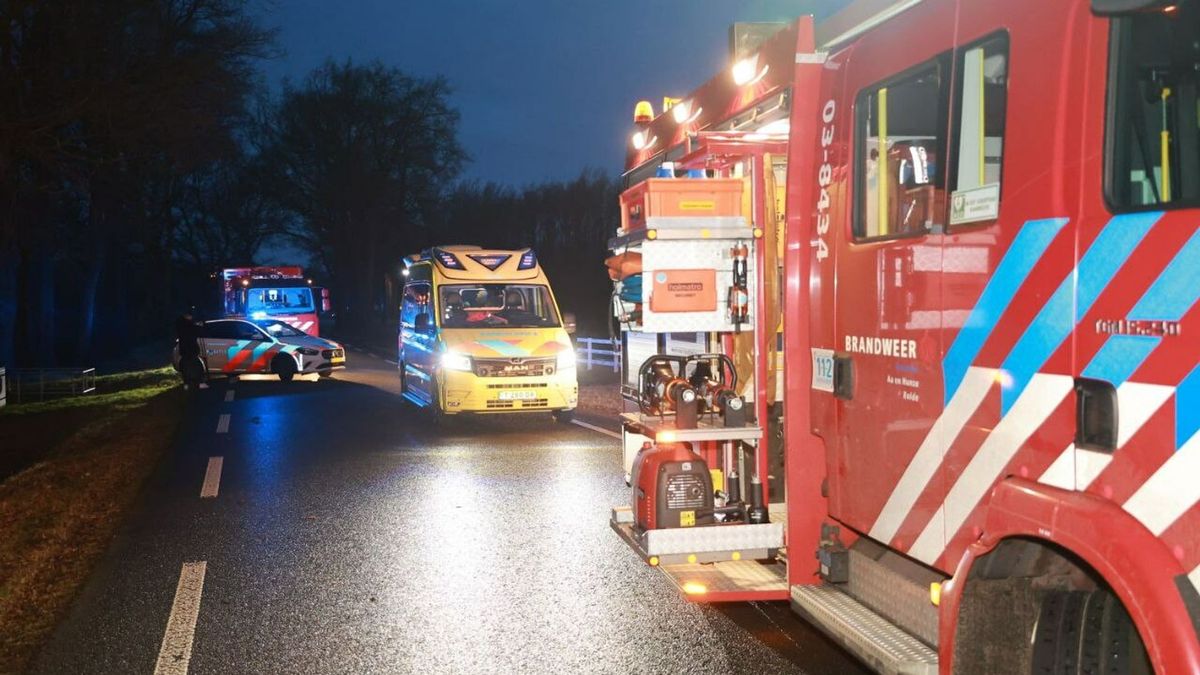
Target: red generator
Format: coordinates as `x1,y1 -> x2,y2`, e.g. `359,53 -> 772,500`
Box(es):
631,443 -> 715,531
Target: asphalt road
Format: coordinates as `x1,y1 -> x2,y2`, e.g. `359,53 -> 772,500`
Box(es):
31,347 -> 866,675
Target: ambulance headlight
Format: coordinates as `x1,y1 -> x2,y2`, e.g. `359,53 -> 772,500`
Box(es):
441,351 -> 473,372
557,350 -> 576,371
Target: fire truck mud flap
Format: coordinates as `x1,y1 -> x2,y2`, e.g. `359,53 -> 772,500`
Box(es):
790,584 -> 938,675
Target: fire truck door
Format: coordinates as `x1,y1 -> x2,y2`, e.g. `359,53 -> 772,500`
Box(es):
829,55 -> 949,543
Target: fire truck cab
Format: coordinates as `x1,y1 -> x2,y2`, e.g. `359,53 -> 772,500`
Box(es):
217,266 -> 330,337
612,0 -> 1200,672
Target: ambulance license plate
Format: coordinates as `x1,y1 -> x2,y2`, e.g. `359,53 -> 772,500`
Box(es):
498,390 -> 537,400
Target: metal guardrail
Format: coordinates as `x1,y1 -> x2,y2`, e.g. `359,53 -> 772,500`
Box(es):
9,367 -> 97,403
577,337 -> 620,372
0,366 -> 6,408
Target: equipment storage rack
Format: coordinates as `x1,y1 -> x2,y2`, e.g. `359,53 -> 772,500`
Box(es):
607,132 -> 790,602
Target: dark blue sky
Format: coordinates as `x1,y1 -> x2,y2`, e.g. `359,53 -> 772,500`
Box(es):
258,0 -> 841,186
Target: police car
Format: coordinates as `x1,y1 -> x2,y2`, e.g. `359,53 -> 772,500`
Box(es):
175,318 -> 346,382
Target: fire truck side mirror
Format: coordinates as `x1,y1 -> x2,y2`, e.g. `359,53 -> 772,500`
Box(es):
320,287 -> 331,313
562,311 -> 577,334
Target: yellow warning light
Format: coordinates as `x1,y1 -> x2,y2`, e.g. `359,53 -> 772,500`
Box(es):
930,582 -> 942,607
648,556 -> 660,567
700,229 -> 711,238
646,229 -> 658,241
753,227 -> 764,238
634,100 -> 654,124
682,582 -> 708,595
731,551 -> 742,561
687,554 -> 697,564
658,429 -> 675,443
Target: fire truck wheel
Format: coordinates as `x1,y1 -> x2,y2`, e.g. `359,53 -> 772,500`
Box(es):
273,355 -> 297,382
1030,589 -> 1150,675
552,409 -> 575,424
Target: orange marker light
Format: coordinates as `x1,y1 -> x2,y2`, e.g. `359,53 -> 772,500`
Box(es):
682,582 -> 707,595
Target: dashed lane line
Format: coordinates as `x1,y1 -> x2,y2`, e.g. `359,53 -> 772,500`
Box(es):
385,359 -> 398,366
200,457 -> 223,498
153,561 -> 207,675
223,390 -> 234,403
571,419 -> 621,440
215,414 -> 230,434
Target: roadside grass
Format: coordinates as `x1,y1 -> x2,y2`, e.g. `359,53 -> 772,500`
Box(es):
0,369 -> 184,673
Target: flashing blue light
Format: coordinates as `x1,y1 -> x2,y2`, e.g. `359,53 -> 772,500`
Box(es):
433,248 -> 465,270
517,250 -> 537,270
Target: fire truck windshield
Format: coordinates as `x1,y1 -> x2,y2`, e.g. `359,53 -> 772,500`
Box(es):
245,287 -> 315,315
1107,0 -> 1199,209
438,284 -> 560,328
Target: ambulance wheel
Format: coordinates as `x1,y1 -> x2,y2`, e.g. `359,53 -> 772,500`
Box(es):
428,378 -> 447,423
318,370 -> 333,379
1030,589 -> 1150,675
552,409 -> 575,424
273,355 -> 297,382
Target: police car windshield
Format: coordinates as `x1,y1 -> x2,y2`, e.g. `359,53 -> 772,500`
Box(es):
439,284 -> 560,329
245,286 -> 314,314
255,320 -> 306,337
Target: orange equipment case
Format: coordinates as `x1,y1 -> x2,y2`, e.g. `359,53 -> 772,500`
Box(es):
648,269 -> 718,313
619,178 -> 744,233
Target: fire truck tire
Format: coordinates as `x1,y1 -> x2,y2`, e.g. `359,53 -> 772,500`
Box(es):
274,355 -> 297,382
552,409 -> 575,424
1030,589 -> 1151,675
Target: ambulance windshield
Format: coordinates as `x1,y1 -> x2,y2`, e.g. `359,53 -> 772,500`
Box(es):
245,287 -> 314,315
439,284 -> 560,328
1107,0 -> 1200,209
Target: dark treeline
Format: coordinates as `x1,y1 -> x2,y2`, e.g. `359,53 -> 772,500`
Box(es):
0,2 -> 617,368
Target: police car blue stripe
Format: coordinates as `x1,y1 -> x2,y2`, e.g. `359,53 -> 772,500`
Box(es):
1082,335 -> 1161,387
999,212 -> 1160,414
1128,226 -> 1200,322
942,217 -> 1067,406
1177,364 -> 1200,450
226,340 -> 251,361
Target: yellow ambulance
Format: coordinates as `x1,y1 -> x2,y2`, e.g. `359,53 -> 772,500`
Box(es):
398,246 -> 578,421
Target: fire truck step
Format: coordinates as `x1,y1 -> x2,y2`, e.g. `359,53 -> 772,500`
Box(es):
847,539 -> 943,648
660,559 -> 788,602
791,584 -> 938,675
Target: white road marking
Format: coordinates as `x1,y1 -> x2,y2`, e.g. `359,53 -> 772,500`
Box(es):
154,561 -> 207,675
908,373 -> 1073,563
1124,430 -> 1200,536
572,419 -> 621,440
200,457 -> 223,498
215,414 -> 230,434
223,390 -> 234,403
870,366 -> 996,544
385,359 -> 398,366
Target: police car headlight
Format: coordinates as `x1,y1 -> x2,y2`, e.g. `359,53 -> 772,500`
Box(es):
556,349 -> 576,371
441,351 -> 473,372
296,347 -> 320,356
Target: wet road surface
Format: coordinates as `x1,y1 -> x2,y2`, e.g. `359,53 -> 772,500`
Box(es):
32,348 -> 866,674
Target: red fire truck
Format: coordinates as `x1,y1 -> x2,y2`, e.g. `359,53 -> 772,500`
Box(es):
609,1 -> 1200,672
216,266 -> 330,337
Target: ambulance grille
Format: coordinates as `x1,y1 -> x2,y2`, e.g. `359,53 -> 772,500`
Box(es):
475,357 -> 555,378
486,382 -> 548,389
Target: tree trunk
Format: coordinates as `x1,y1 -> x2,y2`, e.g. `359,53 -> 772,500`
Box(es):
0,242 -> 18,367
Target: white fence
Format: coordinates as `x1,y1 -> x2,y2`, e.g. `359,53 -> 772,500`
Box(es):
0,366 -> 6,408
577,337 -> 620,372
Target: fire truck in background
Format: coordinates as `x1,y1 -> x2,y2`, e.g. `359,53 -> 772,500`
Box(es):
609,0 -> 1200,673
215,266 -> 331,337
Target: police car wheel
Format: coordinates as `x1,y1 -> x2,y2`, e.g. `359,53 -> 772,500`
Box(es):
274,355 -> 297,382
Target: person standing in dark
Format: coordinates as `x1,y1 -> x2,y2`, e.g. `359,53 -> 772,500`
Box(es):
175,309 -> 207,389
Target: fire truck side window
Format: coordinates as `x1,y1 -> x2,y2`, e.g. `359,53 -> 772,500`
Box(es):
1106,0 -> 1200,209
855,57 -> 950,240
949,34 -> 1009,227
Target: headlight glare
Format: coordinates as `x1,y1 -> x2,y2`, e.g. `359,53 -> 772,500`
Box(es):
557,349 -> 576,371
441,351 -> 473,372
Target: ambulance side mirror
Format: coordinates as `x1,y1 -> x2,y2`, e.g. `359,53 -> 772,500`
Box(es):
562,312 -> 577,334
414,313 -> 433,334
